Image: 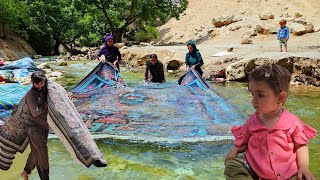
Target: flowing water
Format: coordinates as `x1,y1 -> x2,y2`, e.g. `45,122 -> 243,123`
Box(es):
1,61 -> 319,179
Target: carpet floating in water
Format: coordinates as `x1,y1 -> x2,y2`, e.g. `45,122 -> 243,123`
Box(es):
71,63 -> 246,143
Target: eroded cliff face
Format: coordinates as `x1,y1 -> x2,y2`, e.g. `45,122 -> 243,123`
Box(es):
0,36 -> 37,61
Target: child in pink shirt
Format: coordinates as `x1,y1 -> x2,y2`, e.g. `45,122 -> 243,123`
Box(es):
224,64 -> 317,180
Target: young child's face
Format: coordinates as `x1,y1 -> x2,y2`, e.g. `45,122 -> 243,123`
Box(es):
279,22 -> 286,28
248,80 -> 280,115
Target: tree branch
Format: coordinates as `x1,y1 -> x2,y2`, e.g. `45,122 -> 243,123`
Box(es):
94,0 -> 116,39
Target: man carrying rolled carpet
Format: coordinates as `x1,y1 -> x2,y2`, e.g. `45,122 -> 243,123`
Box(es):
19,71 -> 49,180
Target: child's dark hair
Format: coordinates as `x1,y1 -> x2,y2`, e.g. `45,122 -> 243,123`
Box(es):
279,19 -> 286,24
150,54 -> 158,59
248,64 -> 291,95
31,71 -> 47,83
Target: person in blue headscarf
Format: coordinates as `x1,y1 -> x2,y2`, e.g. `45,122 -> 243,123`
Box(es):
185,41 -> 204,76
96,35 -> 122,70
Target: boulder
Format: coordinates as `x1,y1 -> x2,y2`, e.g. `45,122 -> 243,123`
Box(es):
294,13 -> 303,18
305,23 -> 314,33
293,18 -> 307,25
225,57 -> 320,87
244,30 -> 258,36
80,47 -> 89,54
229,26 -> 241,31
0,36 -> 37,60
140,42 -> 150,46
241,35 -> 252,44
167,60 -> 184,70
58,44 -> 68,55
50,71 -> 63,77
212,15 -> 242,28
290,22 -> 307,35
259,13 -> 274,20
115,43 -> 125,49
255,24 -> 277,35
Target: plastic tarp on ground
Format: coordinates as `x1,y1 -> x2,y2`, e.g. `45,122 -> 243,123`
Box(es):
0,83 -> 31,110
71,63 -> 246,143
0,56 -> 38,112
0,57 -> 39,71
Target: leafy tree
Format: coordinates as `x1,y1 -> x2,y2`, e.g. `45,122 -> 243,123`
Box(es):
0,0 -> 30,38
1,0 -> 188,55
26,0 -> 90,54
82,0 -> 188,42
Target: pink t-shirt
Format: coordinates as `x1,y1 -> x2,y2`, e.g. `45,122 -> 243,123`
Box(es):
232,109 -> 317,179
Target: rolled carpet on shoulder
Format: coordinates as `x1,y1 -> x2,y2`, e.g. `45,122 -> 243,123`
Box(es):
0,80 -> 107,170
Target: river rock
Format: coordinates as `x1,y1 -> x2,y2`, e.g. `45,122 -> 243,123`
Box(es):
225,57 -> 320,87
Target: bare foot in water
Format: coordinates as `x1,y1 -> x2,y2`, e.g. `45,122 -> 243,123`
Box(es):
21,170 -> 29,180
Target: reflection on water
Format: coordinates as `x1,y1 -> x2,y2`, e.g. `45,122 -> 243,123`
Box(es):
1,62 -> 319,179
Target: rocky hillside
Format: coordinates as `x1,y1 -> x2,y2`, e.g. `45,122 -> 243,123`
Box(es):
157,0 -> 320,45
121,0 -> 320,86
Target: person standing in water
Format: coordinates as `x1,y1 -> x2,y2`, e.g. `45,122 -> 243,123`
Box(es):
144,54 -> 165,83
96,35 -> 122,70
20,71 -> 49,180
185,41 -> 204,76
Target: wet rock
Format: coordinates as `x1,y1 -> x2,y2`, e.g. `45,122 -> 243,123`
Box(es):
140,42 -> 150,46
38,63 -> 50,69
58,61 -> 68,66
50,71 -> 63,77
43,69 -> 52,74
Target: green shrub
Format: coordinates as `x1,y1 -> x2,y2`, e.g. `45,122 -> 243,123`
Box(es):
135,25 -> 159,43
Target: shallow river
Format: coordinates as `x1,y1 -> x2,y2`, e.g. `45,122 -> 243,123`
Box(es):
1,61 -> 319,179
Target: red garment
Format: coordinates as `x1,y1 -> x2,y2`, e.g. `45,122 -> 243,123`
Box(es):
232,108 -> 317,179
0,60 -> 4,66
